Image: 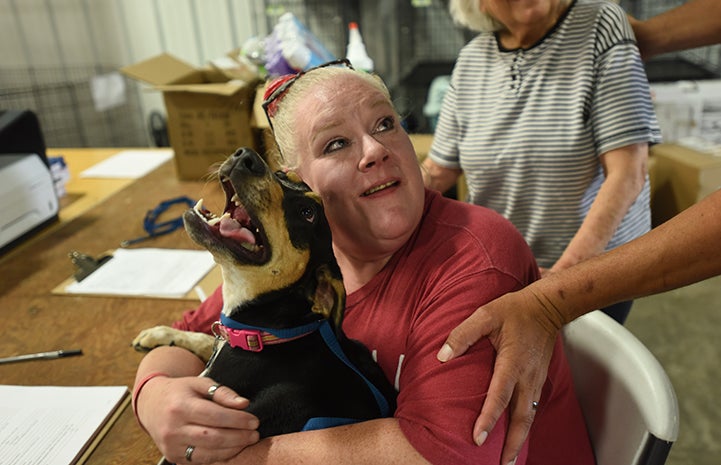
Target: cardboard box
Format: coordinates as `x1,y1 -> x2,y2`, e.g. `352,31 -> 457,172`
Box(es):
122,53 -> 259,180
650,143 -> 721,226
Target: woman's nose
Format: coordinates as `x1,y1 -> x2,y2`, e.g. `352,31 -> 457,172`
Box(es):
358,136 -> 390,171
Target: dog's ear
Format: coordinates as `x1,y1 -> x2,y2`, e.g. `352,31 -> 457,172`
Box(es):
311,264 -> 346,331
262,148 -> 284,173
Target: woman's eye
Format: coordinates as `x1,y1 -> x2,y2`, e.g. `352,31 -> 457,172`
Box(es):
375,116 -> 395,133
323,138 -> 348,154
300,206 -> 316,223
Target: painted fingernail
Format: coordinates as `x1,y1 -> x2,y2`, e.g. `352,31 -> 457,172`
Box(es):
437,344 -> 453,362
475,430 -> 488,446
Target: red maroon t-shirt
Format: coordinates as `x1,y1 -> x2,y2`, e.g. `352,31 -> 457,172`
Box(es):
173,190 -> 595,465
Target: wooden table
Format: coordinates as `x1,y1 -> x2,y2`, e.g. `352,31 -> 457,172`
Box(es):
0,148 -> 224,464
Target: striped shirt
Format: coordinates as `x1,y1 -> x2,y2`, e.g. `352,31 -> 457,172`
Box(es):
429,0 -> 661,268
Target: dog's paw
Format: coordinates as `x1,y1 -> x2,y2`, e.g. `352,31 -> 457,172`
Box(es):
132,325 -> 183,353
132,326 -> 217,362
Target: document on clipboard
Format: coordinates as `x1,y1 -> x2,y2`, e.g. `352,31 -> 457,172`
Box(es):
0,385 -> 130,465
54,248 -> 220,301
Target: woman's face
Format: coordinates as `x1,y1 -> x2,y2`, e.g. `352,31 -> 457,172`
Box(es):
480,0 -> 562,34
291,74 -> 425,258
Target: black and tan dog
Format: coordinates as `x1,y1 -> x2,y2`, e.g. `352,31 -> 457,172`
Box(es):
133,147 -> 396,439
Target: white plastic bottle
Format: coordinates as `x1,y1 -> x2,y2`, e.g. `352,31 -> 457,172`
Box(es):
346,22 -> 374,72
277,12 -> 335,71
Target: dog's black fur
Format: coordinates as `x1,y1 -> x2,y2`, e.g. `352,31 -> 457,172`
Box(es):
134,147 -> 396,439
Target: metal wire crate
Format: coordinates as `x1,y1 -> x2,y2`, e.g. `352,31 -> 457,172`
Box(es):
0,66 -> 147,148
259,0 -> 720,131
259,0 -> 467,132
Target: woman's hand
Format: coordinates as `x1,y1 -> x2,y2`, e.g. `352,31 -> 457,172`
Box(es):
137,375 -> 260,464
436,288 -> 561,465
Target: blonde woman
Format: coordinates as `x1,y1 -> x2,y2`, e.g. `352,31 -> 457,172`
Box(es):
133,64 -> 595,465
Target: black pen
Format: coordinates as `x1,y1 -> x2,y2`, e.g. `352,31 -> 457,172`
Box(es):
0,349 -> 83,365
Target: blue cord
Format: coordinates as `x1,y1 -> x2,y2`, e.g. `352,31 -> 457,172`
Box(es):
120,196 -> 196,247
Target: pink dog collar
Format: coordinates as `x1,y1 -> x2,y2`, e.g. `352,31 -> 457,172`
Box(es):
213,323 -> 314,352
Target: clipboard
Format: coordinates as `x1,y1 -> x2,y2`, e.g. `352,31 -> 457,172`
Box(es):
52,248 -> 222,301
0,385 -> 130,465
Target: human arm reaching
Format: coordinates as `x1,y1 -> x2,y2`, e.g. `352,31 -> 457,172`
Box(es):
438,188 -> 721,463
630,0 -> 721,60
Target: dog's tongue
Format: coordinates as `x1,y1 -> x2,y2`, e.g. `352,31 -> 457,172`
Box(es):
219,217 -> 256,244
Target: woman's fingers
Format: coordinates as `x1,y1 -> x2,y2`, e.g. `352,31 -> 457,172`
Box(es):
145,377 -> 261,462
200,382 -> 251,410
437,305 -> 494,362
438,289 -> 560,464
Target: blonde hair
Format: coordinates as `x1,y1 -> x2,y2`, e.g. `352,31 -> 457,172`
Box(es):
269,67 -> 393,169
449,0 -> 573,33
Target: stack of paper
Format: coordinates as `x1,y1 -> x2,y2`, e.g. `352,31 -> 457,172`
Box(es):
64,248 -> 216,299
79,149 -> 173,179
0,385 -> 129,465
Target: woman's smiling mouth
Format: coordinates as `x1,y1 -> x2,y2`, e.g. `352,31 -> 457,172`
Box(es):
362,180 -> 399,196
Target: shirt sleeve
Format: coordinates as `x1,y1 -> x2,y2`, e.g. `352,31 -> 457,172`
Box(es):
591,5 -> 662,154
395,270 -> 530,465
427,75 -> 462,170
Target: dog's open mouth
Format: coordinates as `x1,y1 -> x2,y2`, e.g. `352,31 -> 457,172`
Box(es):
190,177 -> 269,263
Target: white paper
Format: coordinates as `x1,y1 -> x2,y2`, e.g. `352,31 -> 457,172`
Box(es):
79,149 -> 173,179
0,385 -> 128,465
65,248 -> 215,298
90,72 -> 127,112
677,136 -> 721,156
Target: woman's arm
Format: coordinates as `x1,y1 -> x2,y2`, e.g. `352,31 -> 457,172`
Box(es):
134,346 -> 260,464
550,143 -> 647,273
421,156 -> 462,194
215,418 -> 428,465
630,0 -> 721,60
438,187 -> 721,465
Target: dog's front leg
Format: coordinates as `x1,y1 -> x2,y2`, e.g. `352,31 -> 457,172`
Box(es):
133,325 -> 216,362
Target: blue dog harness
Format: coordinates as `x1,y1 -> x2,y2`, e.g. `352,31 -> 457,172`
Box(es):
215,314 -> 391,430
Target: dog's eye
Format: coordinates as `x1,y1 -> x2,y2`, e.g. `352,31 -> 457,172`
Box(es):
300,206 -> 316,223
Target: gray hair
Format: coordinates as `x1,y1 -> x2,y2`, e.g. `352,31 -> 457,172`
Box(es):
449,0 -> 573,33
270,67 -> 393,169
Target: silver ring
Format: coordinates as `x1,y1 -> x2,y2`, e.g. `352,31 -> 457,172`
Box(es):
185,445 -> 195,462
207,383 -> 221,400
532,401 -> 539,411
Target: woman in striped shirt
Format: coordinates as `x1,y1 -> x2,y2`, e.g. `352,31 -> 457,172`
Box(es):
423,0 -> 661,324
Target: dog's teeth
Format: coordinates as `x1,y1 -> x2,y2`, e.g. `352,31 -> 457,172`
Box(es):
231,194 -> 241,207
194,198 -> 205,212
207,212 -> 230,226
240,242 -> 260,252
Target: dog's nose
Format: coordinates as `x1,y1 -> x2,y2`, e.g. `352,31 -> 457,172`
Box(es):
229,147 -> 266,177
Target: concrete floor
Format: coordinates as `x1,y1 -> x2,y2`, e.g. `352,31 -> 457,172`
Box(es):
625,274 -> 721,465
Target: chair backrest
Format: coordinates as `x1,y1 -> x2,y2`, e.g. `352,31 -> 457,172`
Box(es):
562,311 -> 679,465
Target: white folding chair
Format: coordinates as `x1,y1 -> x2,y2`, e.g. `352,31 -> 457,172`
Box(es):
562,311 -> 680,465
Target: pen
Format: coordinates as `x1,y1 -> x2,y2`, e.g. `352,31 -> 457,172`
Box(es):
0,349 -> 83,365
